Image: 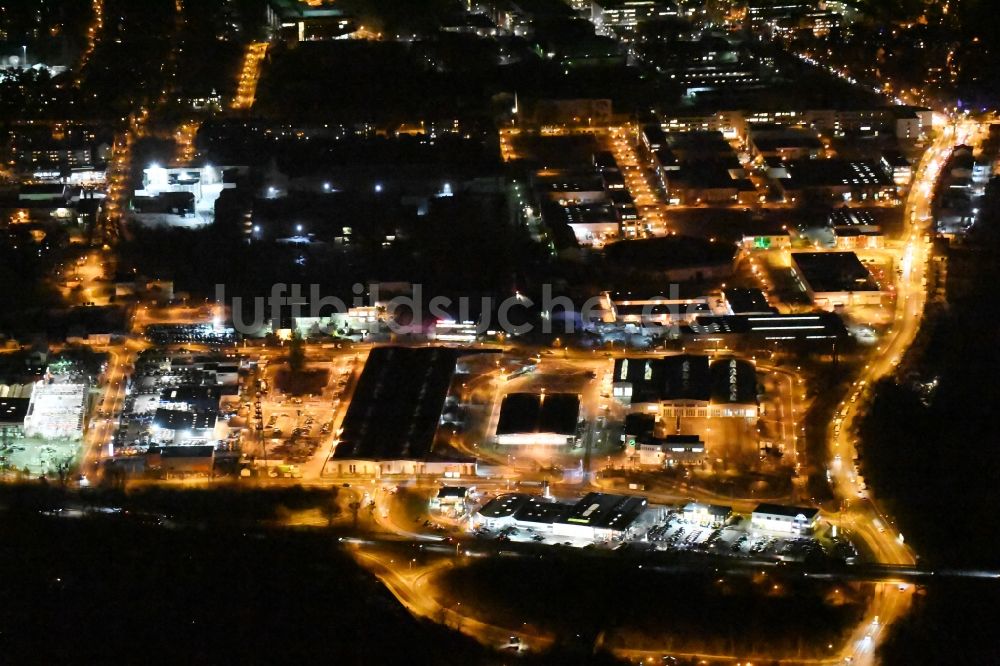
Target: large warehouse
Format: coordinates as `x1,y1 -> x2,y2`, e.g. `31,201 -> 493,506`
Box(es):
791,251 -> 885,310
23,381 -> 88,440
689,312 -> 847,342
329,346 -> 479,478
612,354 -> 758,419
495,392 -> 580,446
474,492 -> 648,541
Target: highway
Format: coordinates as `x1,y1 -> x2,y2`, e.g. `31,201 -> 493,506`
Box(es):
824,117 -> 988,665
232,42 -> 269,110
74,0 -> 104,88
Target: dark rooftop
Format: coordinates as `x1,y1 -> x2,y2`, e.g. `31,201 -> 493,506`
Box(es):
156,445 -> 216,459
477,493 -> 532,519
614,354 -> 714,402
159,385 -> 222,406
152,409 -> 218,432
782,159 -> 893,188
514,496 -> 571,524
334,346 -> 466,461
623,412 -> 656,437
792,251 -> 881,293
828,208 -> 879,229
496,392 -> 580,436
691,313 -> 846,339
709,357 -> 758,405
723,287 -> 775,314
559,492 -> 647,531
0,397 -> 30,425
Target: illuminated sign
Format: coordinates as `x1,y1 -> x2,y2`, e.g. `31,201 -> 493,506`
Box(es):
729,360 -> 738,402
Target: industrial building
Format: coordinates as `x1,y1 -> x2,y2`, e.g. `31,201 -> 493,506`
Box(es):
602,290 -> 711,326
777,159 -> 896,203
637,434 -> 706,466
430,486 -> 472,511
828,209 -> 884,250
545,202 -> 621,246
612,355 -> 758,419
660,160 -> 758,206
689,312 -> 847,342
23,382 -> 87,440
132,165 -> 244,228
747,125 -> 825,162
266,0 -> 356,41
791,251 -> 885,309
656,107 -> 931,145
880,150 -> 913,186
721,288 -> 775,315
751,503 -> 820,534
591,0 -> 679,31
474,492 -> 648,541
150,409 -> 220,445
537,173 -> 608,205
649,131 -> 757,205
159,385 -> 223,412
330,347 -> 478,477
495,392 -> 580,446
682,502 -> 732,527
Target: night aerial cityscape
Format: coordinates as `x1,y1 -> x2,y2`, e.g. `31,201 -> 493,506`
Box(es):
2,0 -> 1000,663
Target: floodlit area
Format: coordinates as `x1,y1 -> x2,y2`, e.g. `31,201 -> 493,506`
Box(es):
131,164 -> 243,228
23,382 -> 88,441
457,488 -> 848,564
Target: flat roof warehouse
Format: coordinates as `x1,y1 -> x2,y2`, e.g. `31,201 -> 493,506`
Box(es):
496,392 -> 580,442
791,251 -> 881,293
475,492 -> 648,538
331,347 -> 488,477
689,313 -> 846,340
335,347 -> 463,461
613,354 -> 757,405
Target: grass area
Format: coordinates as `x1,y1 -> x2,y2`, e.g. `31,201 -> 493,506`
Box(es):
0,504 -> 494,664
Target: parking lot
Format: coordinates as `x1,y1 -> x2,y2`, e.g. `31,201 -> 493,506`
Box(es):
639,512 -> 830,562
248,354 -> 358,470
145,323 -> 237,346
465,498 -> 845,564
0,436 -> 80,478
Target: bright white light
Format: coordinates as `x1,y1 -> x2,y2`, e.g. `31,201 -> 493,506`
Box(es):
296,224 -> 303,233
146,163 -> 169,192
374,183 -> 383,193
